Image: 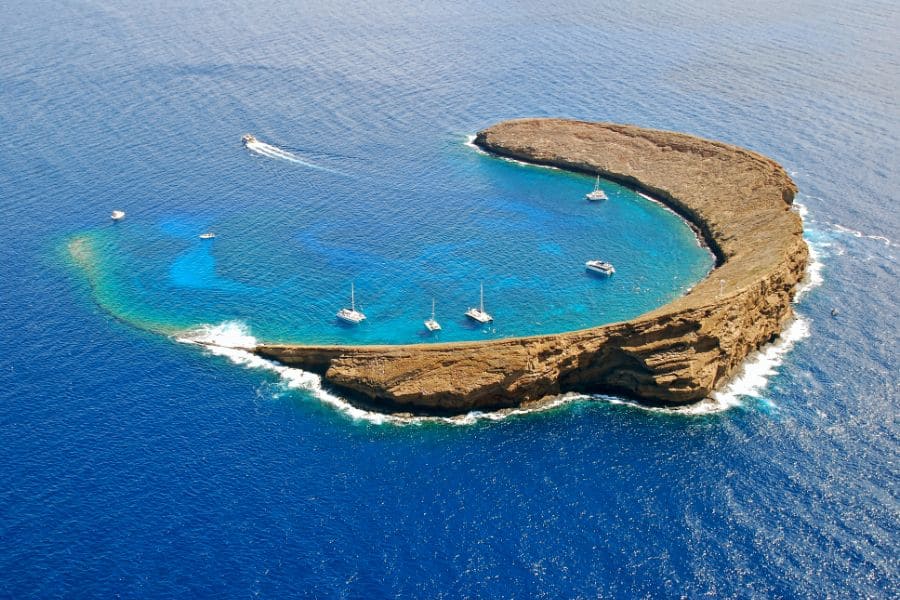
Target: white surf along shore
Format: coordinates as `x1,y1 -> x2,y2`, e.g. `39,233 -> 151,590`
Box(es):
172,190 -> 823,425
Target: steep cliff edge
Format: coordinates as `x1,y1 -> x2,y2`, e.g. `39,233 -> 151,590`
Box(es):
256,119 -> 807,413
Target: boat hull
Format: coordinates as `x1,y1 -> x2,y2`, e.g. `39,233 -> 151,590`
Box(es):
585,261 -> 615,276
336,309 -> 366,324
465,309 -> 493,323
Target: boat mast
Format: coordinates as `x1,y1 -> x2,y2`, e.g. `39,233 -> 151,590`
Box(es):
480,283 -> 484,313
351,282 -> 355,311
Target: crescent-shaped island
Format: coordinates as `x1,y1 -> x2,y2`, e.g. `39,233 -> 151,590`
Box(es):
255,118 -> 808,414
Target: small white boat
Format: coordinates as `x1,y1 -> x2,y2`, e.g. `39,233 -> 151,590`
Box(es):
336,282 -> 366,324
199,232 -> 216,239
465,283 -> 493,323
110,210 -> 125,221
424,298 -> 441,332
585,175 -> 608,201
241,134 -> 257,146
586,260 -> 615,276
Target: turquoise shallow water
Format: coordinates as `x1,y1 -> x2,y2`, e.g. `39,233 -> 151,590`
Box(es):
1,0 -> 898,597
69,135 -> 711,345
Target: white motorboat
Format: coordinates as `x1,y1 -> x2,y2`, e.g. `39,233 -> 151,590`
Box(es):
336,282 -> 366,324
585,260 -> 615,276
241,133 -> 256,145
110,210 -> 125,221
424,298 -> 441,332
585,175 -> 608,201
199,232 -> 216,239
465,283 -> 493,323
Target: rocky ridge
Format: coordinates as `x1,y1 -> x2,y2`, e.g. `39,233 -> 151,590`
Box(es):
255,119 -> 807,413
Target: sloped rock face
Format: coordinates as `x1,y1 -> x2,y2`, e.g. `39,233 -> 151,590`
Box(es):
256,119 -> 807,413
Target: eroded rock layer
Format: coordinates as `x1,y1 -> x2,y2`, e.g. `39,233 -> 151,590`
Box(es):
256,119 -> 807,413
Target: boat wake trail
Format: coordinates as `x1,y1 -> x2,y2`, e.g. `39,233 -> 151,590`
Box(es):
829,223 -> 895,247
244,138 -> 342,174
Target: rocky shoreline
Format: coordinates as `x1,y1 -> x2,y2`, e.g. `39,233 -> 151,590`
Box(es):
255,118 -> 808,414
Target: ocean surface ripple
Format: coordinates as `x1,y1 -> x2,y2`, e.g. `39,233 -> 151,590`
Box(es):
0,0 -> 897,597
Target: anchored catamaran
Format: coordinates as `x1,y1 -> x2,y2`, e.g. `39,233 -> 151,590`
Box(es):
465,283 -> 493,323
585,259 -> 615,276
424,298 -> 441,332
336,282 -> 366,324
585,175 -> 608,201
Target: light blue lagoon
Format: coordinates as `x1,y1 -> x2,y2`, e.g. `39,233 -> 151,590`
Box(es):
71,137 -> 712,344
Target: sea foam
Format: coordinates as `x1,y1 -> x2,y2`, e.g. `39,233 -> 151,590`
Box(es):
175,321 -> 576,426
175,182 -> 823,424
464,134 -> 559,170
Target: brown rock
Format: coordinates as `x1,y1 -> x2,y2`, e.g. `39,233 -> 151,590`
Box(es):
255,118 -> 807,413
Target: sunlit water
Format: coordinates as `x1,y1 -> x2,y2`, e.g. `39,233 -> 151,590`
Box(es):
66,134 -> 711,345
1,0 -> 897,597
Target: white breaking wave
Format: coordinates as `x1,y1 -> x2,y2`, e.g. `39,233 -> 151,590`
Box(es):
705,201 -> 822,408
176,168 -> 824,423
793,201 -> 809,221
175,321 -> 577,426
590,394 -> 743,416
572,317 -> 812,416
710,316 -> 811,407
464,134 -> 559,170
795,234 -> 825,302
245,139 -> 341,174
177,320 -> 258,349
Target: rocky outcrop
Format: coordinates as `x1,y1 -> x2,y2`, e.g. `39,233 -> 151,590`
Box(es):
256,119 -> 807,413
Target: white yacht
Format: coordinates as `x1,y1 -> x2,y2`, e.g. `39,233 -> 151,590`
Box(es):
585,175 -> 608,201
336,282 -> 366,324
424,298 -> 441,332
199,232 -> 216,239
110,210 -> 125,221
585,260 -> 615,276
465,283 -> 493,323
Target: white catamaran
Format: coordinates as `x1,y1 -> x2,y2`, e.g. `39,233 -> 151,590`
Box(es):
336,282 -> 366,324
424,298 -> 441,332
585,259 -> 615,276
465,283 -> 493,323
585,175 -> 608,201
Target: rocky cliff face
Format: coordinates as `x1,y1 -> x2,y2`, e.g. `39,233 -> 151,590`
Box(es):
256,119 -> 807,413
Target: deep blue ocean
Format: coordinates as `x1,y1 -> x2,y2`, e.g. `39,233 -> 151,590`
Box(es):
1,0 -> 897,597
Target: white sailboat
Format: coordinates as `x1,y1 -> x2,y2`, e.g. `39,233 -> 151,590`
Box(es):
585,175 -> 608,201
336,282 -> 366,324
465,283 -> 493,323
424,298 -> 441,332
